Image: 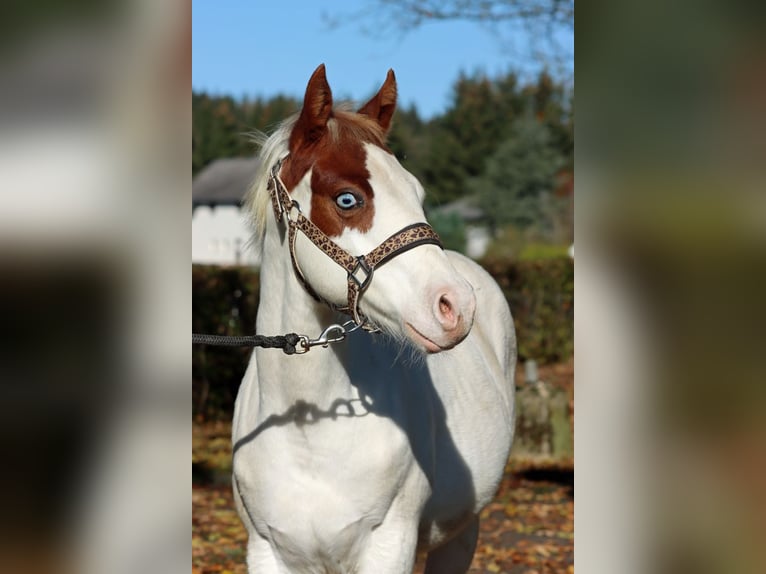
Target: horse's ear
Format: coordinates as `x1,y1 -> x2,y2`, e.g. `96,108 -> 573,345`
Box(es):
358,69 -> 397,135
291,64 -> 333,152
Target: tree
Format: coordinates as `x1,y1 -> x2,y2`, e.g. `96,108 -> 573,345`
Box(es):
193,93 -> 246,175
354,0 -> 573,29
387,103 -> 427,172
192,92 -> 300,175
420,71 -> 521,206
526,70 -> 573,168
417,69 -> 574,207
325,0 -> 573,64
471,114 -> 565,235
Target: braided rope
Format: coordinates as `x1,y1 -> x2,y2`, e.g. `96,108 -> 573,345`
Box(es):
192,333 -> 302,355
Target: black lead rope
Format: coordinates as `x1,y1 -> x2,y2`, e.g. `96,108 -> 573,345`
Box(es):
192,332 -> 302,355
192,323 -> 350,355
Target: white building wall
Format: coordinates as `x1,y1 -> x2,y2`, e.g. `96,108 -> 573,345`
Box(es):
191,205 -> 260,266
465,225 -> 491,259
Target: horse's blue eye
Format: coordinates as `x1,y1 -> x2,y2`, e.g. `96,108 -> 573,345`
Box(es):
335,192 -> 359,210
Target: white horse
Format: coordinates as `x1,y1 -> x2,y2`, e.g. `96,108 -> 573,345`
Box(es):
232,64 -> 516,574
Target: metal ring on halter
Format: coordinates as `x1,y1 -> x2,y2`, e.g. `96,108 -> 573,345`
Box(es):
341,319 -> 365,334
348,256 -> 373,289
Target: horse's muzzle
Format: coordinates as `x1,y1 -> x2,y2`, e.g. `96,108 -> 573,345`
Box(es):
406,285 -> 476,353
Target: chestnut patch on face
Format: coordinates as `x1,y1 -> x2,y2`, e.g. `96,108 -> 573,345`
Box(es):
309,140 -> 375,237
284,112 -> 385,237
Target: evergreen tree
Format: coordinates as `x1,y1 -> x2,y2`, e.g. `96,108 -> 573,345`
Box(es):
471,114 -> 565,235
422,72 -> 518,206
531,70 -> 573,168
417,70 -> 573,208
192,91 -> 299,176
388,104 -> 426,170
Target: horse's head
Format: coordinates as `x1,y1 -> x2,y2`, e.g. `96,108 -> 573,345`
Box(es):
267,64 -> 476,353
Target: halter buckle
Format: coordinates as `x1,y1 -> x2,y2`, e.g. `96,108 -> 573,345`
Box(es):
269,158 -> 293,220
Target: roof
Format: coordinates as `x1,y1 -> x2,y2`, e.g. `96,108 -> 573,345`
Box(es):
192,157 -> 261,207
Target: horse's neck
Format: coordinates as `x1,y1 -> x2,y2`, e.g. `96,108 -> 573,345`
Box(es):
254,235 -> 352,410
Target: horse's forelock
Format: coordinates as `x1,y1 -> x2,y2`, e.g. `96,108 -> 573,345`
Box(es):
328,108 -> 387,149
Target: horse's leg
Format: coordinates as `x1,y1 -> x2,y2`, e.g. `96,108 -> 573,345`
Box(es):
232,477 -> 285,573
423,515 -> 480,574
245,536 -> 285,574
356,518 -> 419,574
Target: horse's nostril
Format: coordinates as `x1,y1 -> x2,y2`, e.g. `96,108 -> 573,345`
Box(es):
436,293 -> 458,330
439,295 -> 452,318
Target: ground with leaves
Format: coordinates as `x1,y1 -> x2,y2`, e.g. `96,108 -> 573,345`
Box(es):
193,360 -> 573,574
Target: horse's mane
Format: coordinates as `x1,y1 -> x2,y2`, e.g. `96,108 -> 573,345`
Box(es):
246,115 -> 296,246
246,104 -> 387,246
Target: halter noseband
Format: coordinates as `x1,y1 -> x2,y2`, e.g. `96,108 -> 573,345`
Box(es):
267,157 -> 443,332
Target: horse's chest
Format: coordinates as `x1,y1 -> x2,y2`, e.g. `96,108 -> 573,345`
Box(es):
234,414 -> 426,562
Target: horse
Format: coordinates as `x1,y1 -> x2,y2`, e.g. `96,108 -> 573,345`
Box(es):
232,64 -> 516,574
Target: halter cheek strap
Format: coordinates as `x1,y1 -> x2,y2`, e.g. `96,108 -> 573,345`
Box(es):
267,157 -> 443,331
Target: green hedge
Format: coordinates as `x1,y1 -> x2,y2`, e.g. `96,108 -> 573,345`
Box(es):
480,257 -> 574,363
192,259 -> 573,419
192,266 -> 260,419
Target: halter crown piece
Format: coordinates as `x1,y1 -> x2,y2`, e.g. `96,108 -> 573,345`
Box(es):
267,157 -> 443,332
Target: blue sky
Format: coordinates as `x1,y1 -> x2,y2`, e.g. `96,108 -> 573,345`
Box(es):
192,0 -> 573,119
